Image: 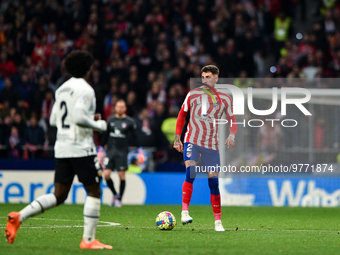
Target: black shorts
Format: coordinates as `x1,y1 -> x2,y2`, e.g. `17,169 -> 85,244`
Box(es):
55,155 -> 103,186
106,153 -> 128,171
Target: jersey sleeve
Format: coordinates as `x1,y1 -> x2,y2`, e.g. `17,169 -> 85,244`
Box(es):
181,92 -> 190,112
49,101 -> 57,127
73,88 -> 107,131
221,94 -> 238,135
175,92 -> 190,135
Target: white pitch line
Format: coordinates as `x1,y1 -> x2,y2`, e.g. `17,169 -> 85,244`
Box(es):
0,217 -> 338,232
0,224 -> 338,232
0,217 -> 120,229
125,226 -> 340,232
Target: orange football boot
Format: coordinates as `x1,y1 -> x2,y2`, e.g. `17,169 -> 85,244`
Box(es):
5,212 -> 21,244
80,238 -> 113,249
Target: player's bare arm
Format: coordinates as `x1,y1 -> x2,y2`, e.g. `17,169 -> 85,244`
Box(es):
174,134 -> 183,153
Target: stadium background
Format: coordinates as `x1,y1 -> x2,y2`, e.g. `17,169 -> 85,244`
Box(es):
1,0 -> 340,206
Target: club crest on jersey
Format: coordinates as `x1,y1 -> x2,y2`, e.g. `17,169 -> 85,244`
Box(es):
83,95 -> 90,104
122,122 -> 127,128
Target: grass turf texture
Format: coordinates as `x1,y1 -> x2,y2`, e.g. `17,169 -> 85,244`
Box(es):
0,204 -> 339,254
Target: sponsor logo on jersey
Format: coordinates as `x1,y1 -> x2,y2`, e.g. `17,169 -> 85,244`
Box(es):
83,95 -> 90,104
110,132 -> 126,138
194,114 -> 214,123
122,122 -> 127,128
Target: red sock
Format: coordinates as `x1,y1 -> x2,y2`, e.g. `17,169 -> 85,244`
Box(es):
182,181 -> 193,211
210,194 -> 221,220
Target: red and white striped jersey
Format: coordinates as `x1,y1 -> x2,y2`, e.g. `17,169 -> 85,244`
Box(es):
180,87 -> 237,150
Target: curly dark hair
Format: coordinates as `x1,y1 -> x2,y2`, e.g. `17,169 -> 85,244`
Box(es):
64,50 -> 94,78
201,65 -> 219,76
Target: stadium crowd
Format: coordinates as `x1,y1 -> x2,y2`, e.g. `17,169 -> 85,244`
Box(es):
0,0 -> 339,160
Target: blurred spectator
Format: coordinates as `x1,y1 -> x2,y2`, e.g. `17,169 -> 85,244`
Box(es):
6,126 -> 22,158
103,76 -> 119,110
119,82 -> 129,101
288,65 -> 306,78
234,71 -> 254,88
161,106 -> 178,146
135,108 -> 162,148
0,78 -> 20,107
24,113 -> 45,159
257,121 -> 282,153
0,100 -> 10,120
318,0 -> 338,16
0,52 -> 16,77
276,57 -> 292,78
127,157 -> 142,173
13,112 -> 26,138
104,94 -> 118,120
2,114 -> 13,145
274,12 -> 292,61
0,124 -> 3,152
40,89 -> 54,126
146,81 -> 166,116
126,91 -> 139,118
315,117 -> 326,148
167,84 -> 184,112
17,73 -> 35,102
30,76 -> 48,113
302,54 -> 319,81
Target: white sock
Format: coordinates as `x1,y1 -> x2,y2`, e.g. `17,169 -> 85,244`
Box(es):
19,193 -> 57,222
83,196 -> 100,243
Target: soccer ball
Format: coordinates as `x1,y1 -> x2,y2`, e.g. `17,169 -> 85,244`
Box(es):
156,211 -> 176,230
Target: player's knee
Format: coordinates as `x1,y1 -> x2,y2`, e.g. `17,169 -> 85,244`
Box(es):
185,166 -> 196,183
103,170 -> 111,180
118,171 -> 125,180
208,177 -> 219,195
185,173 -> 195,183
87,186 -> 101,198
55,192 -> 68,205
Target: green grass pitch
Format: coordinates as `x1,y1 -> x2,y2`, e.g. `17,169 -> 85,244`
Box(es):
0,204 -> 339,254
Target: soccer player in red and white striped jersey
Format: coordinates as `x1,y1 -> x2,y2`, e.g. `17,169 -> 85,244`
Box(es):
174,65 -> 238,231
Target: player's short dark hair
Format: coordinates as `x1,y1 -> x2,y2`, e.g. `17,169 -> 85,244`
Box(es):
116,99 -> 126,105
201,65 -> 219,76
64,50 -> 94,78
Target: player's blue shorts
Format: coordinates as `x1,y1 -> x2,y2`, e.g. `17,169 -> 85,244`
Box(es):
183,143 -> 220,168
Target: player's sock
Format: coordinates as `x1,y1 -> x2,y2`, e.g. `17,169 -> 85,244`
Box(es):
106,178 -> 117,196
208,177 -> 221,221
182,166 -> 195,211
119,180 -> 126,200
182,181 -> 193,211
19,193 -> 57,222
83,196 -> 100,243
